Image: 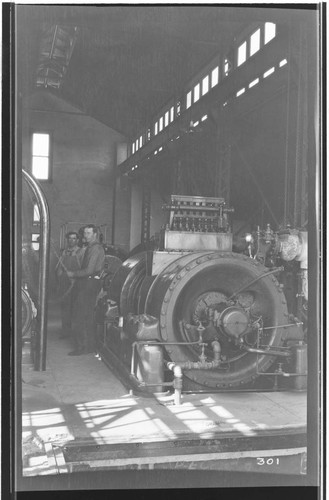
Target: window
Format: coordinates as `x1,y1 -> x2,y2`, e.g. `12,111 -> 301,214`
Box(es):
263,67 -> 275,78
264,22 -> 276,44
170,106 -> 174,122
223,59 -> 230,77
132,142 -> 135,154
250,29 -> 260,56
139,136 -> 143,148
186,91 -> 192,109
32,133 -> 50,180
279,59 -> 288,67
211,67 -> 219,87
202,75 -> 209,96
194,83 -> 200,103
33,203 -> 40,225
249,78 -> 259,88
159,116 -> 163,132
237,41 -> 247,66
31,233 -> 40,251
165,111 -> 169,127
236,88 -> 245,97
136,139 -> 139,152
154,122 -> 158,135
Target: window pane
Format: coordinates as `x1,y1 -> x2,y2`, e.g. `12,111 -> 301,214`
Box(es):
154,122 -> 158,135
165,111 -> 169,127
224,59 -> 230,77
33,204 -> 40,222
237,41 -> 247,66
159,116 -> 163,132
170,106 -> 174,122
263,67 -> 275,78
236,88 -> 245,97
194,83 -> 200,103
202,75 -> 209,96
33,133 -> 49,156
32,156 -> 49,180
250,29 -> 260,56
186,91 -> 192,109
132,143 -> 135,154
139,136 -> 143,148
249,78 -> 259,88
264,22 -> 276,44
211,67 -> 219,87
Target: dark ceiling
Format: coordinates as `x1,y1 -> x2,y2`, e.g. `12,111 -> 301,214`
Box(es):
16,5 -> 292,139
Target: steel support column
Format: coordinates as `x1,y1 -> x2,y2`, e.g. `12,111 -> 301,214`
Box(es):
141,178 -> 151,244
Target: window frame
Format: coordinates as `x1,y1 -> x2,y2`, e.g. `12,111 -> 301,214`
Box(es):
31,130 -> 53,182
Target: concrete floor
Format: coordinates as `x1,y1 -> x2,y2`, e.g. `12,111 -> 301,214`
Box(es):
21,304 -> 307,476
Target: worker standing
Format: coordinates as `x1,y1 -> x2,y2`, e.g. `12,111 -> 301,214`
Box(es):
56,232 -> 84,339
66,224 -> 105,355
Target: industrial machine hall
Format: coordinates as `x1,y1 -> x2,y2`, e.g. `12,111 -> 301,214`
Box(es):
10,3 -> 322,496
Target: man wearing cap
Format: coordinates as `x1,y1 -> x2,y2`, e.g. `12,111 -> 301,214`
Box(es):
66,224 -> 105,355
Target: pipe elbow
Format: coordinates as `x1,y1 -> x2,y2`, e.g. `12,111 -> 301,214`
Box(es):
173,365 -> 183,379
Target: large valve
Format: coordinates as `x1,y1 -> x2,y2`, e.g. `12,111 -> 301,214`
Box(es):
109,251 -> 289,389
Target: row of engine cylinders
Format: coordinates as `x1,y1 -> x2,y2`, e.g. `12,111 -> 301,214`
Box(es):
168,216 -> 228,233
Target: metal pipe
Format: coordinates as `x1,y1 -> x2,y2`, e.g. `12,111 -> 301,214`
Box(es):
166,363 -> 183,405
22,170 -> 50,370
243,346 -> 290,357
228,266 -> 284,301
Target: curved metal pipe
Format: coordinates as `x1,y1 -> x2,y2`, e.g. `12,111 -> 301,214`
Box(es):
22,170 -> 50,370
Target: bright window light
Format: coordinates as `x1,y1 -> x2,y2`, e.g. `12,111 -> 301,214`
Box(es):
31,233 -> 40,251
263,67 -> 275,78
32,157 -> 49,180
264,22 -> 276,44
211,66 -> 219,87
132,143 -> 135,154
165,111 -> 169,127
136,141 -> 139,151
250,29 -> 260,56
159,116 -> 163,132
154,122 -> 158,135
33,133 -> 49,156
186,91 -> 192,109
32,133 -> 50,180
237,41 -> 247,66
159,146 -> 163,152
279,59 -> 288,67
33,204 -> 40,223
170,106 -> 174,122
194,83 -> 200,103
249,78 -> 259,88
202,75 -> 209,96
201,115 -> 208,121
224,59 -> 230,77
236,88 -> 245,97
139,136 -> 143,148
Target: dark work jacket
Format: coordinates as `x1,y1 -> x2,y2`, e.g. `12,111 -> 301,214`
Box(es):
73,241 -> 105,278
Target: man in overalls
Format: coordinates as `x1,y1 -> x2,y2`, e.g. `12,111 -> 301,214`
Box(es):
66,225 -> 105,355
56,232 -> 84,339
